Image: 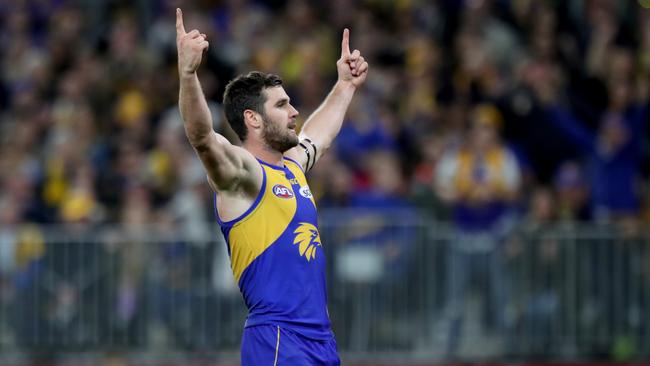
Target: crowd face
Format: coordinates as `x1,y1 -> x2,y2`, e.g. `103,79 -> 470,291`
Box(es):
470,121 -> 497,152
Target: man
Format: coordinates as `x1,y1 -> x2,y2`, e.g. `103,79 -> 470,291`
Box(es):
175,8 -> 368,366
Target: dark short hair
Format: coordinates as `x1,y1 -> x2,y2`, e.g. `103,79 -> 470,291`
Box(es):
223,71 -> 283,142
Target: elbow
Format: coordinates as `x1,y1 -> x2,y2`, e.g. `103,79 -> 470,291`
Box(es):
187,131 -> 214,152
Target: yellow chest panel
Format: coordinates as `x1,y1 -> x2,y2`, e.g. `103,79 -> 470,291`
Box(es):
226,159 -> 311,282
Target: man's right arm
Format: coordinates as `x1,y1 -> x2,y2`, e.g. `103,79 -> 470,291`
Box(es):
176,8 -> 260,193
179,73 -> 259,192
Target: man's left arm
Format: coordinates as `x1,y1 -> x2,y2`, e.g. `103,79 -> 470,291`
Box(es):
285,28 -> 368,171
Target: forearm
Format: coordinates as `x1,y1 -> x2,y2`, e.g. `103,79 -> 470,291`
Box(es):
300,80 -> 356,152
179,72 -> 214,147
546,106 -> 595,151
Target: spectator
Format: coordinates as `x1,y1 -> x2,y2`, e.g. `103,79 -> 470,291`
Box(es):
553,161 -> 592,222
537,63 -> 648,224
435,103 -> 521,356
507,187 -> 563,356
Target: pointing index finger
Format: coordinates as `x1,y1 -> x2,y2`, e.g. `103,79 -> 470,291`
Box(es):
341,28 -> 350,57
176,8 -> 186,35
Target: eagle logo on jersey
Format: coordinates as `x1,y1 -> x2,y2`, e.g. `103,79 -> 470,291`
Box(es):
293,223 -> 322,262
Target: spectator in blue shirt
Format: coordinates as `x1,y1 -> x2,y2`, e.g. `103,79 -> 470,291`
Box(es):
538,74 -> 647,222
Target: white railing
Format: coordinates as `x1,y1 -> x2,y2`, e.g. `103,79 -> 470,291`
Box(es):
0,211 -> 649,363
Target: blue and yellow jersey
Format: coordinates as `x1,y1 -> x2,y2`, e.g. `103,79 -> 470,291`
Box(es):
215,157 -> 332,340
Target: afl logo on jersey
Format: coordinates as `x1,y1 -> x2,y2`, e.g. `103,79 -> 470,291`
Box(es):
272,184 -> 294,199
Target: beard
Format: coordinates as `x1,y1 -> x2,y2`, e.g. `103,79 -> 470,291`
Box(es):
261,114 -> 299,153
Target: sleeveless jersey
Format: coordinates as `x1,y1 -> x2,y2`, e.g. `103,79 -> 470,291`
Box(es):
215,157 -> 332,340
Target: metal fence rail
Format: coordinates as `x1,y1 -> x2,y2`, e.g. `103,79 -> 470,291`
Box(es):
0,213 -> 649,362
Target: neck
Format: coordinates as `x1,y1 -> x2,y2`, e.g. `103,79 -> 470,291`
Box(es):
243,138 -> 284,166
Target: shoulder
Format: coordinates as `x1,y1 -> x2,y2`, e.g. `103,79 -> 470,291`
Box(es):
283,157 -> 306,177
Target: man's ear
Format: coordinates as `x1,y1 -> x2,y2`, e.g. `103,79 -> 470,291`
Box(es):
243,109 -> 262,130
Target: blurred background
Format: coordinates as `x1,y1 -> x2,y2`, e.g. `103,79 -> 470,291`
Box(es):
0,0 -> 649,365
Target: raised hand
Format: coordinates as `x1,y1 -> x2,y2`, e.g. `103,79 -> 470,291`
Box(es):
176,8 -> 209,76
336,29 -> 369,88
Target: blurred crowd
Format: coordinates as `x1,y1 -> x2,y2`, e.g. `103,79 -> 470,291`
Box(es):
0,0 -> 648,233
0,0 -> 649,361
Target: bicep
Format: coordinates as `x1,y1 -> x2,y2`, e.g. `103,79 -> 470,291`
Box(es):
285,136 -> 319,172
193,132 -> 261,192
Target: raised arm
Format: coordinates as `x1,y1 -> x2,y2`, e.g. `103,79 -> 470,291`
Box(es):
285,29 -> 369,171
545,105 -> 597,154
176,8 -> 260,193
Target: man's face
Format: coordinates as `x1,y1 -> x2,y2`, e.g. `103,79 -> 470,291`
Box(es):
260,86 -> 300,153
